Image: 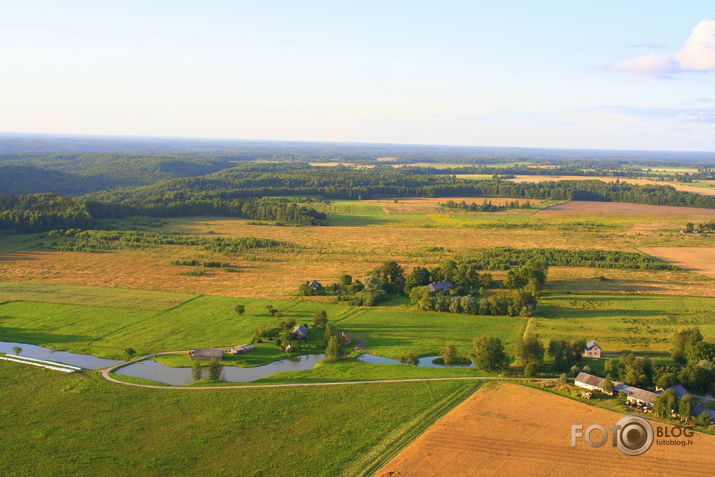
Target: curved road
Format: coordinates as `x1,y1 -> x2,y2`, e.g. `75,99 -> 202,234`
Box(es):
100,352 -> 552,390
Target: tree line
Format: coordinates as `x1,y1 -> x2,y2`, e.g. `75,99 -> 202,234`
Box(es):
0,193 -> 326,232
46,229 -> 287,254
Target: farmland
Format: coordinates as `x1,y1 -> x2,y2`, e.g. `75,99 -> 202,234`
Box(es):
378,382 -> 715,476
1,183 -> 714,474
0,362 -> 476,476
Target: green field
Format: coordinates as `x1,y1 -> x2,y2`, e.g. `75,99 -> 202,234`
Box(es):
0,281 -> 197,310
532,292 -> 715,353
0,362 -> 477,476
2,282 -> 713,367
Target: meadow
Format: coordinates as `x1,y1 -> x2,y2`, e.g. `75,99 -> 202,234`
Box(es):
1,198 -> 713,301
0,362 -> 476,477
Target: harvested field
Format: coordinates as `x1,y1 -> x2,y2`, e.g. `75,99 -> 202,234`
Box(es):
642,247 -> 715,279
378,382 -> 715,477
508,175 -> 715,196
547,266 -> 715,297
537,201 -> 715,216
364,197 -> 548,215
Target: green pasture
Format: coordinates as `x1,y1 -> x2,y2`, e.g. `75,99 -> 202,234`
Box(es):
532,292 -> 715,353
0,362 -> 476,476
0,281 -> 197,310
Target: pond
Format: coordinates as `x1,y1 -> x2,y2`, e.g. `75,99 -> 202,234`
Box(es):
357,353 -> 473,368
0,341 -> 122,369
115,353 -> 327,385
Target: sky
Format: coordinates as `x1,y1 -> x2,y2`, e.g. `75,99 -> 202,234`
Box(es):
1,1 -> 714,151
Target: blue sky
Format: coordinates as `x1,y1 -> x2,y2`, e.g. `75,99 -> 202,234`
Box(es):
1,1 -> 714,151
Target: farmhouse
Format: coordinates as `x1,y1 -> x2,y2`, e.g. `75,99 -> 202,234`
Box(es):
582,341 -> 602,358
227,344 -> 253,355
340,332 -> 352,344
308,280 -> 322,290
292,324 -> 309,340
428,281 -> 454,293
189,348 -> 224,360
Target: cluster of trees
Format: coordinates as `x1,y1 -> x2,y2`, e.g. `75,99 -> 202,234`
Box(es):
86,195 -> 327,225
297,273 -> 390,306
0,192 -> 327,233
683,220 -> 715,233
469,247 -> 676,271
409,260 -> 547,317
0,193 -> 93,232
46,229 -> 286,254
590,328 -> 714,396
652,389 -> 712,427
440,199 -> 533,212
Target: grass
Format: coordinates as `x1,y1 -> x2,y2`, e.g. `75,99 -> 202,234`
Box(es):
0,281 -> 197,310
336,307 -> 527,358
0,296 -> 351,359
532,292 -> 715,352
251,359 -> 499,384
0,361 -> 477,476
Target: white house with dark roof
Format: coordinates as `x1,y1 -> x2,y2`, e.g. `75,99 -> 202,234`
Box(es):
583,341 -> 602,358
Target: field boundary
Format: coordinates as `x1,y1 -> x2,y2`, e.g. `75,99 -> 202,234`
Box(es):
353,382 -> 483,477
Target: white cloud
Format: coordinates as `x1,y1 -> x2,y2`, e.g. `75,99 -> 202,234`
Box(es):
613,20 -> 715,75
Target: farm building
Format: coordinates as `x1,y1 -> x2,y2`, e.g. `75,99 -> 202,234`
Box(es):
575,372 -> 658,405
189,348 -> 224,360
428,281 -> 454,293
614,383 -> 659,407
582,341 -> 602,358
340,332 -> 352,344
292,324 -> 309,340
227,344 -> 254,355
308,280 -> 322,290
574,372 -> 607,392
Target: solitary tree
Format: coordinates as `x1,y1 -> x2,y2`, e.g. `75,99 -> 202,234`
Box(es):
192,359 -> 202,382
12,346 -> 22,356
313,310 -> 328,328
442,344 -> 457,365
679,394 -> 693,421
235,304 -> 245,315
558,373 -> 568,385
208,358 -> 223,381
324,325 -> 333,344
654,389 -> 678,418
325,335 -> 343,362
472,336 -> 510,371
516,335 -> 544,366
124,348 -> 137,360
399,352 -> 418,366
603,374 -> 614,395
696,412 -> 712,428
523,363 -> 537,377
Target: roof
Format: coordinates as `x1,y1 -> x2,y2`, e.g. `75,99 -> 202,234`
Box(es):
666,384 -> 690,399
585,341 -> 601,350
292,324 -> 309,338
574,372 -> 605,388
191,348 -> 224,359
230,344 -> 253,352
308,280 -> 322,289
428,281 -> 454,292
615,383 -> 659,404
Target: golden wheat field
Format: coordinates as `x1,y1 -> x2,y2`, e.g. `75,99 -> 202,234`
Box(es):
378,383 -> 715,477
